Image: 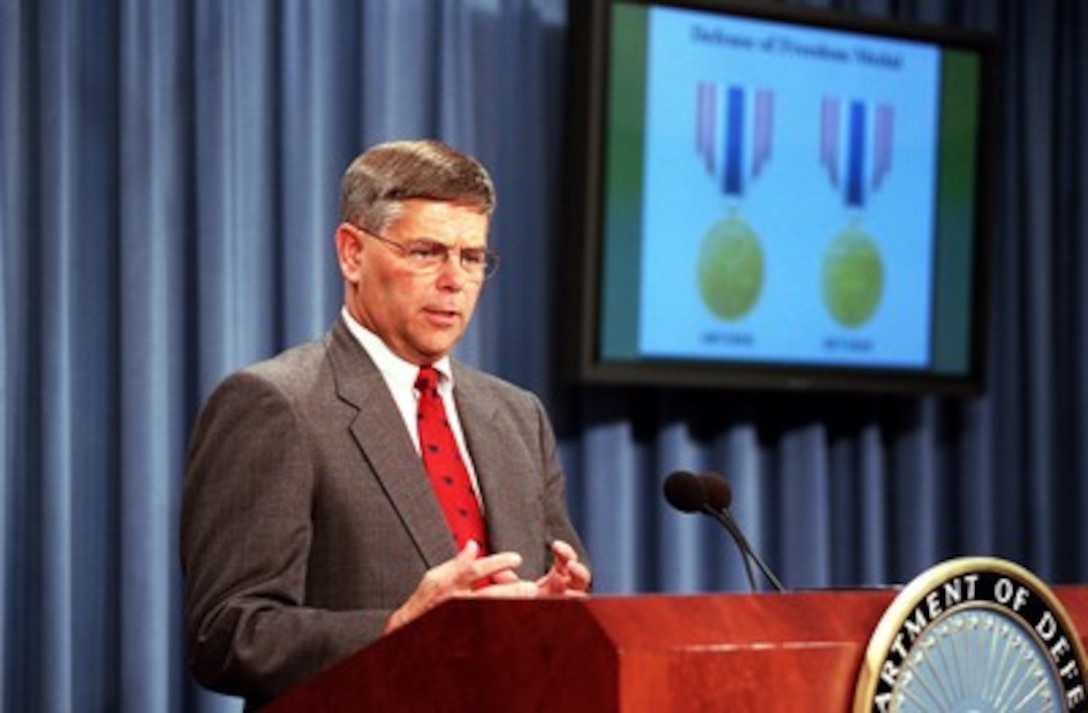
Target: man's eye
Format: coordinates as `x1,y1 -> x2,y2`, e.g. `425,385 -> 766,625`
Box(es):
409,243 -> 445,259
461,251 -> 486,265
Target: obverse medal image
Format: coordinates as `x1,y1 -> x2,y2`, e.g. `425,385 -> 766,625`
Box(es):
695,82 -> 772,321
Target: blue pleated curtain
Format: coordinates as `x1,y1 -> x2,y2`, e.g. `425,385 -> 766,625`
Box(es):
2,0 -> 1086,710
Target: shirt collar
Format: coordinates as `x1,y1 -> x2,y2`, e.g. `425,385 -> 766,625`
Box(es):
340,307 -> 455,389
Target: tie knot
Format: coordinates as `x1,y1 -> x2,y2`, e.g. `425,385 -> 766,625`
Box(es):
415,366 -> 439,392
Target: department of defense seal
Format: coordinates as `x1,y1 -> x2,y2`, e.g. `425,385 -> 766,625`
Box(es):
854,557 -> 1088,712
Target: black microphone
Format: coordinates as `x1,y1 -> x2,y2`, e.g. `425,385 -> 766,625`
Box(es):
699,470 -> 732,511
662,469 -> 708,513
698,471 -> 787,593
696,473 -> 758,591
662,470 -> 758,592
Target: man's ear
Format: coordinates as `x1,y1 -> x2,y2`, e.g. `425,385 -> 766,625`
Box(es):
336,223 -> 363,280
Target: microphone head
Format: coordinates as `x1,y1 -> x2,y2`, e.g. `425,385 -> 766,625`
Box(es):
699,471 -> 733,511
663,470 -> 708,513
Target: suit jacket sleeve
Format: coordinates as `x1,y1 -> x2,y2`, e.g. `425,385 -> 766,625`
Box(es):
181,369 -> 385,704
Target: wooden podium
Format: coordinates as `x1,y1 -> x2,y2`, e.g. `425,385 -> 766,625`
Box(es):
267,587 -> 1088,712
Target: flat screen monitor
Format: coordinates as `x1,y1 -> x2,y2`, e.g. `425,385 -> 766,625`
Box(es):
566,0 -> 997,394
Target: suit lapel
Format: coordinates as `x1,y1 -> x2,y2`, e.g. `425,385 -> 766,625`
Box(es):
326,321 -> 457,568
453,366 -> 540,565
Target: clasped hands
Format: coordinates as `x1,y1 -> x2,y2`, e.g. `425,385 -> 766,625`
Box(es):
383,540 -> 591,635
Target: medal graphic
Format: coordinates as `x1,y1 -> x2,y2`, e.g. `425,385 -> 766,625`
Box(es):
820,98 -> 893,327
695,83 -> 773,321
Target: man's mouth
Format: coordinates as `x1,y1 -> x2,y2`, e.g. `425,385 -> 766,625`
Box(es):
424,307 -> 461,324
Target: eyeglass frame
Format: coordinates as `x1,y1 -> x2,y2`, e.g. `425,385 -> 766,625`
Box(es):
351,224 -> 501,280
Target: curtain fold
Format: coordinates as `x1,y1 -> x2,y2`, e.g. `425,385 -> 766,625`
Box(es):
3,0 -> 1087,710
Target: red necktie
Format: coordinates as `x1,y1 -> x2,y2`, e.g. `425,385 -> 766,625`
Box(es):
415,367 -> 489,553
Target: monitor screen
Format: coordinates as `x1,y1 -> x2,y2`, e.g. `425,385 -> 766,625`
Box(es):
566,0 -> 997,394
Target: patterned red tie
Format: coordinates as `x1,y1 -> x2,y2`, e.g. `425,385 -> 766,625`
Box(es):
415,367 -> 489,553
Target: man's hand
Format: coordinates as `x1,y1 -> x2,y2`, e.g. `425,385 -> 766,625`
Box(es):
535,540 -> 592,596
384,541 -> 534,634
384,539 -> 592,635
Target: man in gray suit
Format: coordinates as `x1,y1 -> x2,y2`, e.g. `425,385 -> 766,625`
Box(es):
181,139 -> 591,707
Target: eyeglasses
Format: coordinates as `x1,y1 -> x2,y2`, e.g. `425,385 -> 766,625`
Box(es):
357,227 -> 500,280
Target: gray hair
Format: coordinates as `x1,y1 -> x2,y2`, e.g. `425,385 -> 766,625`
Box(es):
339,139 -> 496,234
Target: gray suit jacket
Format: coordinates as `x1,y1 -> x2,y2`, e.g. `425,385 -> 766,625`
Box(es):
181,319 -> 587,706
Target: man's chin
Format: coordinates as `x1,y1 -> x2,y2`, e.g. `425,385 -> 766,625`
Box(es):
413,337 -> 462,363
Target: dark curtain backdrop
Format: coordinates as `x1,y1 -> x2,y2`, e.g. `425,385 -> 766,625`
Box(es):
2,0 -> 1086,710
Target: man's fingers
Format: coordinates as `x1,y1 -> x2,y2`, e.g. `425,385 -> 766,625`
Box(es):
456,550 -> 523,588
565,560 -> 592,590
550,539 -> 578,565
454,539 -> 481,565
490,569 -> 521,584
386,547 -> 527,635
472,579 -> 540,599
547,539 -> 592,591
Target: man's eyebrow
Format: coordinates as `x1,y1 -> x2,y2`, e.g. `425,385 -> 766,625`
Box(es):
404,236 -> 488,248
